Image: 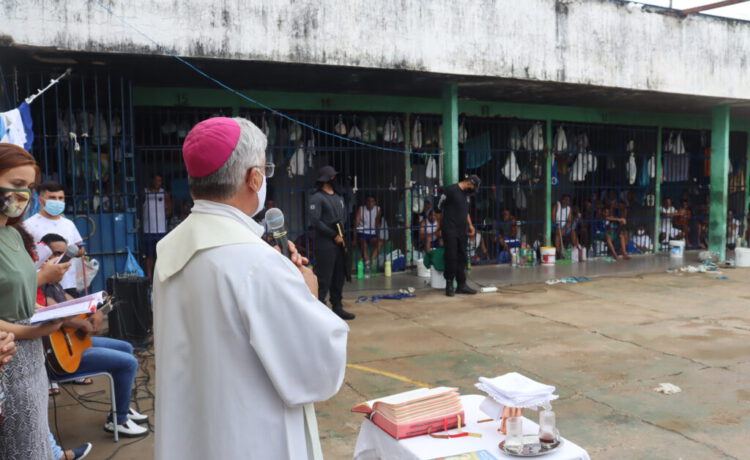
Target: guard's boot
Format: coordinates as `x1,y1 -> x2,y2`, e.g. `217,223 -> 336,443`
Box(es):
333,304 -> 356,320
445,283 -> 455,297
456,284 -> 477,295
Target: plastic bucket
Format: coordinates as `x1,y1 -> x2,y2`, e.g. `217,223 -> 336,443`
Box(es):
669,240 -> 685,258
416,259 -> 430,278
735,247 -> 750,267
540,247 -> 556,266
430,268 -> 446,289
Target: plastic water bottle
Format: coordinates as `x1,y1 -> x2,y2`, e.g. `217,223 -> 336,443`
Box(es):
357,260 -> 364,279
385,260 -> 392,277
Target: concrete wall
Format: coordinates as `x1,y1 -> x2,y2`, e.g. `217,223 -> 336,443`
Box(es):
3,0 -> 749,100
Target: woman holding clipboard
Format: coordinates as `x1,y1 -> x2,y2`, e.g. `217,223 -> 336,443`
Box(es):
0,143 -> 64,459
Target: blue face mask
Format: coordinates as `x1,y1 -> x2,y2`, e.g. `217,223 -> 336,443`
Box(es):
44,199 -> 66,217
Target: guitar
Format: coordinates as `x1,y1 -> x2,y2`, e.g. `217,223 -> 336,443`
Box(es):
43,297 -> 115,375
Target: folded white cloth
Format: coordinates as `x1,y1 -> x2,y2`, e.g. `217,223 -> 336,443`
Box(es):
475,372 -> 558,409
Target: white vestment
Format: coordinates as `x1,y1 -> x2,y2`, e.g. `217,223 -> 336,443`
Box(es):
153,200 -> 349,460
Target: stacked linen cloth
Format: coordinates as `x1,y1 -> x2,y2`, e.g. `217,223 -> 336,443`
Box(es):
475,372 -> 558,409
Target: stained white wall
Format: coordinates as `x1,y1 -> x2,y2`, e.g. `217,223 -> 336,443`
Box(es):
2,0 -> 749,100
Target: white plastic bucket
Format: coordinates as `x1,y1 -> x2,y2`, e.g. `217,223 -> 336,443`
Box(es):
735,247 -> 750,267
416,259 -> 430,278
430,268 -> 446,289
669,240 -> 685,258
540,247 -> 556,266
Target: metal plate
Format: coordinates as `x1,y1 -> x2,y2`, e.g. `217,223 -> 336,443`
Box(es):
498,439 -> 563,457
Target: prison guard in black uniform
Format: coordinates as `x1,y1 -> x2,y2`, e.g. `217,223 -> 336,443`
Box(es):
436,176 -> 480,297
309,166 -> 356,320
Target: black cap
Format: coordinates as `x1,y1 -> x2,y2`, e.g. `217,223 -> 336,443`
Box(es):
316,165 -> 338,183
468,174 -> 481,187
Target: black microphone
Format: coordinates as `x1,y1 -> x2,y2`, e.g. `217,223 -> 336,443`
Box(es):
56,243 -> 81,264
265,208 -> 290,258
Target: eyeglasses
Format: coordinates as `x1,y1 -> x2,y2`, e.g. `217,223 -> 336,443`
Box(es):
253,163 -> 275,179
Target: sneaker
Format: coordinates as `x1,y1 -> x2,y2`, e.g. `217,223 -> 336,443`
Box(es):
128,407 -> 149,424
104,419 -> 149,437
69,442 -> 93,460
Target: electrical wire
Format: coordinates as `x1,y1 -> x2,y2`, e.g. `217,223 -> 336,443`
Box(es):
92,0 -> 442,158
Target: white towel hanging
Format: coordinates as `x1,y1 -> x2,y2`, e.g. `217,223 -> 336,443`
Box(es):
554,126 -> 567,152
674,132 -> 686,155
289,122 -> 303,142
290,143 -> 305,176
383,118 -> 393,143
502,151 -> 520,182
522,123 -> 544,151
648,154 -> 656,179
394,118 -> 404,143
412,117 -> 423,150
334,114 -> 347,136
426,156 -> 438,179
627,153 -> 637,185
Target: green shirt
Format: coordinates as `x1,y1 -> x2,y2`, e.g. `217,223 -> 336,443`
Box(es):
0,226 -> 36,322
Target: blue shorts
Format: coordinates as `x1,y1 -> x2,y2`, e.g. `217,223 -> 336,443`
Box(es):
357,232 -> 377,243
143,233 -> 167,257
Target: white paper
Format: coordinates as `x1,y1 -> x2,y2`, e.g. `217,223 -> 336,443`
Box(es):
30,291 -> 104,324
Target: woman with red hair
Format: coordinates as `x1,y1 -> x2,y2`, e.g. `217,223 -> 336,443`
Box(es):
0,143 -> 64,459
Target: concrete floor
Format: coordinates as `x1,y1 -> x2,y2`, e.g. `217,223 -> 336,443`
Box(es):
49,254 -> 750,459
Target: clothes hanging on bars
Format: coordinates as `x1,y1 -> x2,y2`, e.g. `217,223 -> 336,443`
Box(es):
522,122 -> 544,151
509,126 -> 523,151
662,153 -> 690,182
626,153 -> 637,185
426,156 -> 438,179
464,132 -> 492,169
412,117 -> 423,150
502,151 -> 520,182
553,126 -> 567,153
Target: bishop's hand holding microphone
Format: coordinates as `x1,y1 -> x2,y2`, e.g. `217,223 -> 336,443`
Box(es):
265,207 -> 318,297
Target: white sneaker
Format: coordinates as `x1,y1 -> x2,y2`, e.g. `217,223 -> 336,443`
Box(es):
127,407 -> 149,424
104,419 -> 149,437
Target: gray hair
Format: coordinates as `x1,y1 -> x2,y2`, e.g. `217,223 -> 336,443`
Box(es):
189,117 -> 267,200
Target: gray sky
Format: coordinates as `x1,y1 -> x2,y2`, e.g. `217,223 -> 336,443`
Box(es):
639,1 -> 750,20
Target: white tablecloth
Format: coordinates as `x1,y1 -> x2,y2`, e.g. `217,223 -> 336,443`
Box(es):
354,395 -> 590,460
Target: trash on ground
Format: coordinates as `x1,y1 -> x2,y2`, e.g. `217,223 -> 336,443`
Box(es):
654,383 -> 682,395
716,276 -> 729,280
545,277 -> 592,285
480,286 -> 498,293
355,289 -> 416,303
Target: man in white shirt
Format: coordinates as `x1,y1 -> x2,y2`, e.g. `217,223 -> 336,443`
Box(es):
24,181 -> 83,296
143,174 -> 172,278
631,225 -> 653,253
153,117 -> 348,460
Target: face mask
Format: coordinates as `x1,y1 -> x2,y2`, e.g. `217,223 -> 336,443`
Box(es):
0,187 -> 31,218
44,199 -> 66,217
252,172 -> 267,218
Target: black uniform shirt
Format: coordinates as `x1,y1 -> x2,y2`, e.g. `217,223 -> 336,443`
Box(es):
436,184 -> 470,236
309,188 -> 347,245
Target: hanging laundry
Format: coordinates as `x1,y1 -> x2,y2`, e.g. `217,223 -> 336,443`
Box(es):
92,113 -> 108,145
569,153 -> 587,182
626,139 -> 635,153
426,156 -> 438,179
663,153 -> 689,182
334,114 -> 347,136
393,118 -> 404,143
647,154 -> 656,179
0,102 -> 34,150
575,133 -> 589,153
513,185 -> 528,210
606,154 -> 616,170
306,139 -> 316,168
382,118 -> 392,143
289,142 -> 306,176
464,132 -> 492,169
522,122 -> 545,151
509,126 -> 523,151
502,151 -> 520,182
673,132 -> 686,155
626,153 -> 637,185
458,119 -> 468,145
289,122 -> 303,142
412,117 -> 423,150
585,152 -> 597,173
553,126 -> 567,153
361,116 -> 377,143
664,132 -> 674,153
349,117 -> 362,140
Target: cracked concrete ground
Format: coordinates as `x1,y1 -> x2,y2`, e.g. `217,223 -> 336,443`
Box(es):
49,267 -> 749,459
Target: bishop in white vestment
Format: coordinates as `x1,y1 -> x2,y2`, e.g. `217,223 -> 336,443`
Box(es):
153,117 -> 349,460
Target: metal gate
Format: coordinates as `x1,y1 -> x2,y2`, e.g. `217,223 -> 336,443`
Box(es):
4,69 -> 138,292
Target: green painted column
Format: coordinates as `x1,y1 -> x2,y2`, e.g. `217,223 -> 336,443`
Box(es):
654,126 -> 663,253
442,83 -> 459,185
545,120 -> 553,246
709,105 -> 731,260
404,113 -> 413,265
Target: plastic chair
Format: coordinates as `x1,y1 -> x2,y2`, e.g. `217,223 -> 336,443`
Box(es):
51,371 -> 119,442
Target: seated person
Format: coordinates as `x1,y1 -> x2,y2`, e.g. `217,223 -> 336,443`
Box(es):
355,195 -> 384,276
40,233 -> 150,438
630,225 -> 653,254
419,208 -> 441,251
553,195 -> 580,258
727,209 -> 742,250
674,200 -> 694,246
593,207 -> 630,260
659,197 -> 683,245
496,209 -> 518,251
467,229 -> 489,263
